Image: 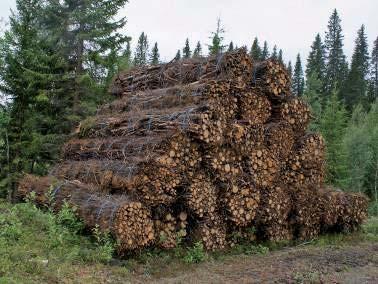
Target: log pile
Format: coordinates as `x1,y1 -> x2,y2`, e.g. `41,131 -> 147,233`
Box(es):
17,48 -> 368,254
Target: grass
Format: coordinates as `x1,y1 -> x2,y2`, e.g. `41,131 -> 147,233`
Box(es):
0,198 -> 377,283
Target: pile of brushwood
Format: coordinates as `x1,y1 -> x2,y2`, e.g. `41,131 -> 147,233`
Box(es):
17,48 -> 368,254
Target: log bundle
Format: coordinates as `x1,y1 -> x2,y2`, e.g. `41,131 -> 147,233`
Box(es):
17,48 -> 368,254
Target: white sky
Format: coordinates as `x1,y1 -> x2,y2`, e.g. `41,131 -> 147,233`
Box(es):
1,0 -> 378,66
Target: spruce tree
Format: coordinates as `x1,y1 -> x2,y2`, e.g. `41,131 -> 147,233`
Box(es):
271,45 -> 278,60
278,49 -> 283,64
208,18 -> 226,56
303,73 -> 323,130
250,37 -> 262,61
193,41 -> 202,58
174,49 -> 181,60
183,38 -> 191,58
306,33 -> 326,82
134,32 -> 149,66
150,42 -> 160,65
261,41 -> 269,60
118,40 -> 132,71
228,41 -> 234,52
292,54 -> 305,96
324,9 -> 348,94
319,90 -> 348,186
287,61 -> 293,79
342,25 -> 370,110
368,36 -> 378,103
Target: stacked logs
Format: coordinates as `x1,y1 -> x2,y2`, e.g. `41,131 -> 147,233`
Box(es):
17,48 -> 368,254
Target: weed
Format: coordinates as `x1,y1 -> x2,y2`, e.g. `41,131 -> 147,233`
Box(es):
184,242 -> 207,263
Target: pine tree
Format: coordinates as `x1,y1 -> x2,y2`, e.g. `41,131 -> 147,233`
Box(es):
342,25 -> 370,110
324,9 -> 348,94
174,49 -> 181,60
306,33 -> 326,82
278,49 -> 283,64
134,32 -> 149,66
150,42 -> 160,65
250,37 -> 262,61
303,73 -> 323,130
208,18 -> 226,56
368,36 -> 378,103
271,45 -> 278,60
228,41 -> 234,52
118,40 -> 132,71
193,41 -> 202,58
261,41 -> 269,60
183,38 -> 191,58
292,54 -> 305,96
319,90 -> 348,186
287,61 -> 293,79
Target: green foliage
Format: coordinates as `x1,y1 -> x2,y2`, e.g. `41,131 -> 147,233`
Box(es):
193,41 -> 203,58
292,54 -> 305,96
150,42 -> 160,65
319,90 -> 348,186
271,45 -> 278,60
208,18 -> 226,56
184,242 -> 207,263
369,37 -> 378,103
287,61 -> 293,78
278,49 -> 283,64
228,41 -> 234,52
174,49 -> 181,60
261,41 -> 269,60
342,25 -> 370,110
324,9 -> 348,94
250,37 -> 262,60
343,101 -> 378,198
134,32 -> 149,66
183,38 -> 191,58
306,33 -> 326,83
0,200 -> 115,282
303,72 -> 323,130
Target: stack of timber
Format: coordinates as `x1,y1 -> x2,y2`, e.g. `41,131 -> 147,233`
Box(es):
18,48 -> 368,253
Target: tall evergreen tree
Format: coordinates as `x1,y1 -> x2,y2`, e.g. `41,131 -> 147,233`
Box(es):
183,38 -> 191,58
342,25 -> 370,110
228,41 -> 234,52
261,41 -> 269,60
271,45 -> 278,60
278,49 -> 283,64
193,41 -> 202,58
303,73 -> 323,130
150,42 -> 160,65
118,40 -> 132,71
134,32 -> 149,66
324,9 -> 348,94
319,90 -> 348,186
174,49 -> 181,60
306,33 -> 326,82
208,18 -> 226,55
250,37 -> 262,61
368,36 -> 378,103
292,54 -> 305,96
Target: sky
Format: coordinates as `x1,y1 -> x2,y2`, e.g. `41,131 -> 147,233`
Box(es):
1,0 -> 378,66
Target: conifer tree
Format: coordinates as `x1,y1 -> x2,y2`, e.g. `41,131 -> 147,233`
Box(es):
261,41 -> 269,60
183,38 -> 191,58
287,61 -> 293,79
303,73 -> 323,130
292,54 -> 305,96
174,49 -> 181,60
368,36 -> 378,103
193,41 -> 202,58
228,41 -> 234,52
342,25 -> 370,110
306,33 -> 326,82
134,32 -> 149,66
278,49 -> 283,64
319,90 -> 348,186
250,37 -> 262,61
324,9 -> 348,94
150,42 -> 160,65
208,18 -> 226,56
118,40 -> 132,71
271,45 -> 278,60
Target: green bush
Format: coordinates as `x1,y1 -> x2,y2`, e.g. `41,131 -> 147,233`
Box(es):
184,242 -> 207,263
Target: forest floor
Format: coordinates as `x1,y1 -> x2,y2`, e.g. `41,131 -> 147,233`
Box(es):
1,199 -> 377,284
